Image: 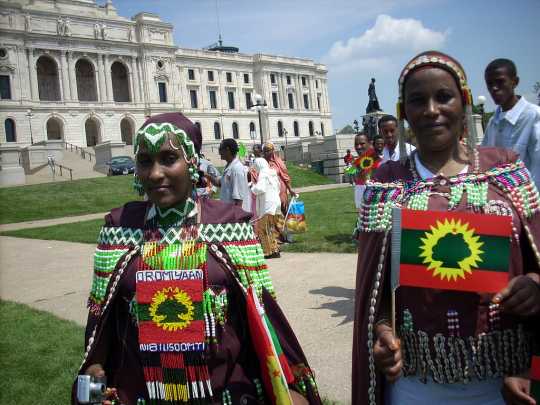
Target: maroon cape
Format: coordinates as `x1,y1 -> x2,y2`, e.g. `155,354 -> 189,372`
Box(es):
72,199 -> 321,405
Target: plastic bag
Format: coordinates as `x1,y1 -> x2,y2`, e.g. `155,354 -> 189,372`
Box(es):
285,198 -> 307,233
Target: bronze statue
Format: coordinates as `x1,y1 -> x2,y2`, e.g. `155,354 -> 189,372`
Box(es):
366,78 -> 381,113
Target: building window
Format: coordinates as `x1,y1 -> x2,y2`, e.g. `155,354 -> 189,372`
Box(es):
309,121 -> 314,136
111,61 -> 131,102
207,70 -> 214,82
321,122 -> 325,136
228,91 -> 235,109
190,89 -> 198,108
272,92 -> 279,109
0,75 -> 11,99
317,95 -> 321,110
277,121 -> 283,138
4,118 -> 16,142
315,79 -> 319,89
293,121 -> 299,137
249,122 -> 256,139
209,90 -> 217,109
245,92 -> 252,109
270,73 -> 276,84
301,76 -> 307,87
303,94 -> 309,109
288,93 -> 294,110
226,72 -> 232,83
232,122 -> 239,139
188,69 -> 195,80
158,82 -> 167,102
243,73 -> 249,84
75,59 -> 97,102
213,122 -> 221,140
37,55 -> 61,101
286,75 -> 291,85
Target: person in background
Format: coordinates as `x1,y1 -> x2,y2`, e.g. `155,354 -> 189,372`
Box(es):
344,149 -> 354,184
263,142 -> 297,216
195,152 -> 219,199
482,58 -> 540,188
251,157 -> 282,259
207,138 -> 251,212
373,135 -> 385,159
378,114 -> 415,163
353,133 -> 371,212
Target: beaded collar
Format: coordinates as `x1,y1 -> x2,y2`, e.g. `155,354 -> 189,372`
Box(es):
145,198 -> 197,229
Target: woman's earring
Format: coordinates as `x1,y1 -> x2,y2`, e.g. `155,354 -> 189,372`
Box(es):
133,174 -> 145,196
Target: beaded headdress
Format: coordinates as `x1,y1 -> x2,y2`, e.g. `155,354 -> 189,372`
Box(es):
134,113 -> 202,195
396,51 -> 477,163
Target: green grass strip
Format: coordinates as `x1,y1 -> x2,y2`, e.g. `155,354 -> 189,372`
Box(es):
0,300 -> 84,405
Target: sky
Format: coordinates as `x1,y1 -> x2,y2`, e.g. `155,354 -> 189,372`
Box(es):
112,0 -> 540,131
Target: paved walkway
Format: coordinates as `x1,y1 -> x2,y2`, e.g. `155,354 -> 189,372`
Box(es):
0,235 -> 355,403
0,182 -> 351,232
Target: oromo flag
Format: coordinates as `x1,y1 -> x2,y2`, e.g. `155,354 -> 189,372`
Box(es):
391,209 -> 511,293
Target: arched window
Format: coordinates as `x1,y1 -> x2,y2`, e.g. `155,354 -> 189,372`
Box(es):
213,122 -> 221,140
232,122 -> 239,139
111,61 -> 130,102
4,118 -> 16,142
309,121 -> 314,136
75,59 -> 97,102
120,118 -> 134,145
37,55 -> 61,101
320,122 -> 325,136
293,121 -> 299,137
46,117 -> 63,140
249,122 -> 256,139
277,121 -> 284,137
85,118 -> 101,146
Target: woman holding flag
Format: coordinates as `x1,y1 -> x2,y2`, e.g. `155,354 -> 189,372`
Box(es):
352,51 -> 540,404
72,112 -> 319,405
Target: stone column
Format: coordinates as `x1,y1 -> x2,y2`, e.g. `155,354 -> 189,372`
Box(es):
67,51 -> 78,101
103,55 -> 113,102
97,53 -> 106,102
128,69 -> 135,103
295,74 -> 302,110
60,51 -> 71,101
278,73 -> 286,109
27,48 -> 38,100
131,56 -> 141,103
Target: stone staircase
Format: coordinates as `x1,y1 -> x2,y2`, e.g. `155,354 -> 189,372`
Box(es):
24,147 -> 105,185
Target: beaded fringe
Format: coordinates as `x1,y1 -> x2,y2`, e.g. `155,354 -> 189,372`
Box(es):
400,325 -> 530,384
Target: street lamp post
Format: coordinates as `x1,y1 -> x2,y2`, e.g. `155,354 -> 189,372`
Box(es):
251,93 -> 267,145
26,109 -> 34,145
477,95 -> 486,130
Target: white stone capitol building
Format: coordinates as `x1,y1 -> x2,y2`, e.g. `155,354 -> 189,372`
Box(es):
0,0 -> 333,149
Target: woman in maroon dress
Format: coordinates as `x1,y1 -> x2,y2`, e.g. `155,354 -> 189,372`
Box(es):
72,113 -> 320,405
352,52 -> 540,404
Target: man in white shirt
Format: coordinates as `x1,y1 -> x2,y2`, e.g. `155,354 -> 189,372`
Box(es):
482,58 -> 540,188
378,115 -> 415,163
207,138 -> 252,212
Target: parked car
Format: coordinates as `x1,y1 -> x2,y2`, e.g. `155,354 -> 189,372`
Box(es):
107,156 -> 135,176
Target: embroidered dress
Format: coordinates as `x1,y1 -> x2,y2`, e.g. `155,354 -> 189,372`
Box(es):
73,198 -> 320,405
352,147 -> 540,405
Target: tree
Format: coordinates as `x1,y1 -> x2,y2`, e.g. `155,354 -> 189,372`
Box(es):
338,124 -> 354,134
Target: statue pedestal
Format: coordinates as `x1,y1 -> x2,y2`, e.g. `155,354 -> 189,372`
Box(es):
362,111 -> 386,139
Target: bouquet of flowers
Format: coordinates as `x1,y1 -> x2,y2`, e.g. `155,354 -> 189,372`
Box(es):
344,148 -> 381,182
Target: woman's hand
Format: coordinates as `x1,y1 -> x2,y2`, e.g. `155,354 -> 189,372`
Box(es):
493,274 -> 540,317
373,323 -> 402,382
501,375 -> 536,405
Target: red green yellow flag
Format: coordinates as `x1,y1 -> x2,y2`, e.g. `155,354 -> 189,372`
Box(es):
245,286 -> 293,404
391,209 -> 511,293
531,351 -> 540,402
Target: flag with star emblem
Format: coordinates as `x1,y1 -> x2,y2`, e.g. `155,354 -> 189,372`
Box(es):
391,209 -> 511,293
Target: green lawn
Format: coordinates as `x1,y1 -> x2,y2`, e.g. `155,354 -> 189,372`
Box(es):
0,300 -> 84,405
0,164 -> 332,225
3,187 -> 358,253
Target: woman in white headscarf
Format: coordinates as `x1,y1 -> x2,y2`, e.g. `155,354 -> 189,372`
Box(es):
251,157 -> 282,258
